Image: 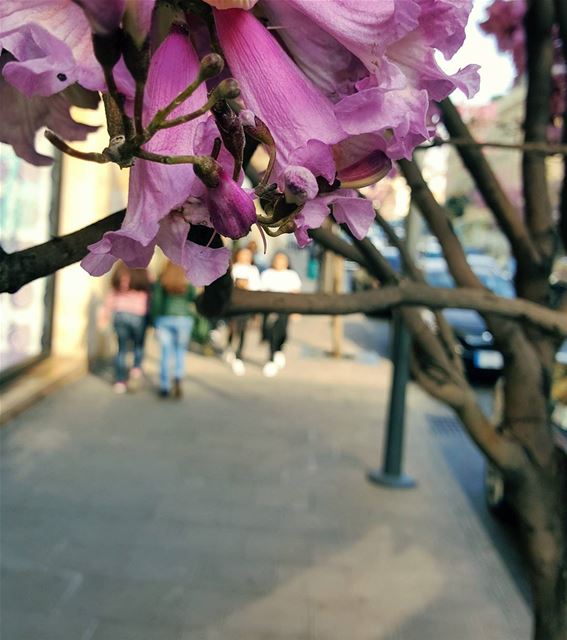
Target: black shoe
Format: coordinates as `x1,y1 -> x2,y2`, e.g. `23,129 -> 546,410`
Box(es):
159,388 -> 169,398
172,379 -> 183,399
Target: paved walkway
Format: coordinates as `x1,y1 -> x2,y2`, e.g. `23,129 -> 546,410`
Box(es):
1,316 -> 530,639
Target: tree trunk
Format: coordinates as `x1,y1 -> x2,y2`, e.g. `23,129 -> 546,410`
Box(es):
510,453 -> 567,640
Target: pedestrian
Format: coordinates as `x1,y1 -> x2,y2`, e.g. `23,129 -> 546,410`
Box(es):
260,252 -> 302,378
100,262 -> 151,394
150,261 -> 197,399
247,239 -> 269,272
225,247 -> 261,376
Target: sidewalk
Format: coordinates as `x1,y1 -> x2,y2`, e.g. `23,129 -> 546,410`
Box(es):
1,315 -> 530,640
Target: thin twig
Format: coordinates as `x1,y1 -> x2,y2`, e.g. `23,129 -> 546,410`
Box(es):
418,137 -> 567,155
44,131 -> 109,164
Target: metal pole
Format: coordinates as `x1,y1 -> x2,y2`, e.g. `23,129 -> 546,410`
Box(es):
367,205 -> 420,489
367,314 -> 416,488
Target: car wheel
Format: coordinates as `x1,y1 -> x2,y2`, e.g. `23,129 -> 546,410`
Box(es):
484,462 -> 509,518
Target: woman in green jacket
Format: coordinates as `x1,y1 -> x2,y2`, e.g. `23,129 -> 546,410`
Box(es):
151,262 -> 197,398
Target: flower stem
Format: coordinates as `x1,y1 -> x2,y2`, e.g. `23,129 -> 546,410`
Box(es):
134,80 -> 145,135
146,76 -> 206,135
44,131 -> 110,164
134,149 -> 206,166
159,94 -> 218,129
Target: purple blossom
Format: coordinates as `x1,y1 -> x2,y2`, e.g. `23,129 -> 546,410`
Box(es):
204,165 -> 257,239
0,52 -> 98,166
0,0 -> 104,94
82,30 -> 230,286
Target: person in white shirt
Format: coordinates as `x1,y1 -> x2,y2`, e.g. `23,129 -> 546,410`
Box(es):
225,247 -> 261,376
260,252 -> 302,377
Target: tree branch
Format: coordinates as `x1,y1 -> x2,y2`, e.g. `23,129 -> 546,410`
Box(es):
418,137 -> 567,155
225,285 -> 567,336
523,0 -> 555,249
0,210 -> 125,294
373,211 -> 464,373
398,158 -> 483,290
554,0 -> 567,249
438,98 -> 539,266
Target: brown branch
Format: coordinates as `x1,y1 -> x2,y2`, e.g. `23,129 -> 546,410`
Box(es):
398,158 -> 483,290
226,284 -> 567,336
418,137 -> 567,155
373,211 -> 463,373
523,0 -> 555,249
554,0 -> 567,249
0,210 -> 125,294
438,98 -> 539,266
412,361 -> 527,470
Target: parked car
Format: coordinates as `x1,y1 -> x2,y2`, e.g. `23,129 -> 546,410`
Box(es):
423,262 -> 515,376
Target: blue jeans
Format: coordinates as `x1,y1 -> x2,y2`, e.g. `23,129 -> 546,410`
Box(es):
156,316 -> 194,391
113,312 -> 147,382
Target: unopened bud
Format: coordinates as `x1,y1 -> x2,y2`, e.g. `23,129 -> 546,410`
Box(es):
283,166 -> 318,205
215,78 -> 241,101
240,111 -> 274,147
203,166 -> 257,240
239,109 -> 256,129
194,157 -> 222,189
212,100 -> 245,175
200,53 -> 225,79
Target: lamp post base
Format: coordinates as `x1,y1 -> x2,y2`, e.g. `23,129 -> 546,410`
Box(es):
367,469 -> 417,489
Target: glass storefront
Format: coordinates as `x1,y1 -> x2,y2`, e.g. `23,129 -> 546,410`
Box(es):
0,144 -> 60,381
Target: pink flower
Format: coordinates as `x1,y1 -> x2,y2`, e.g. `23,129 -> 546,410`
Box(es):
480,0 -> 526,76
214,8 -> 382,240
203,165 -> 257,239
0,51 -> 98,166
0,0 -> 105,95
262,0 -> 479,160
81,30 -> 230,285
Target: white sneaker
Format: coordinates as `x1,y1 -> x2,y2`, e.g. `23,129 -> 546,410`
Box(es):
273,351 -> 286,369
223,350 -> 236,364
231,358 -> 246,376
263,361 -> 278,378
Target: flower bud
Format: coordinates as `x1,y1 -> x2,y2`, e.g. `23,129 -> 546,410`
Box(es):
200,53 -> 225,79
212,100 -> 245,175
202,0 -> 259,9
215,78 -> 241,101
239,111 -> 274,147
204,166 -> 257,239
283,165 -> 318,205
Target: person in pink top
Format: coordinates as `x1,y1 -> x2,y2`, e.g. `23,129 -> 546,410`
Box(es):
100,263 -> 151,393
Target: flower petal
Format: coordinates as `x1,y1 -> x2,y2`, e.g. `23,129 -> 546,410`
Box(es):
0,0 -> 104,93
332,193 -> 376,240
0,53 -> 98,165
293,198 -> 331,247
157,215 -> 231,286
214,8 -> 345,175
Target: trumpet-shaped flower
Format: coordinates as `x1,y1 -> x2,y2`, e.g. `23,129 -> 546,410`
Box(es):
0,0 -> 106,94
0,52 -> 98,165
204,165 -> 257,239
82,30 -> 230,285
261,0 -> 479,160
214,8 -> 382,240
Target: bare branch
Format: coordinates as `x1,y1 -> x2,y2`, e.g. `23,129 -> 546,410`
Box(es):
438,98 -> 539,265
554,0 -> 567,248
0,210 -> 125,294
226,284 -> 567,335
373,211 -> 463,372
523,0 -> 555,250
418,137 -> 567,155
398,158 -> 483,289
